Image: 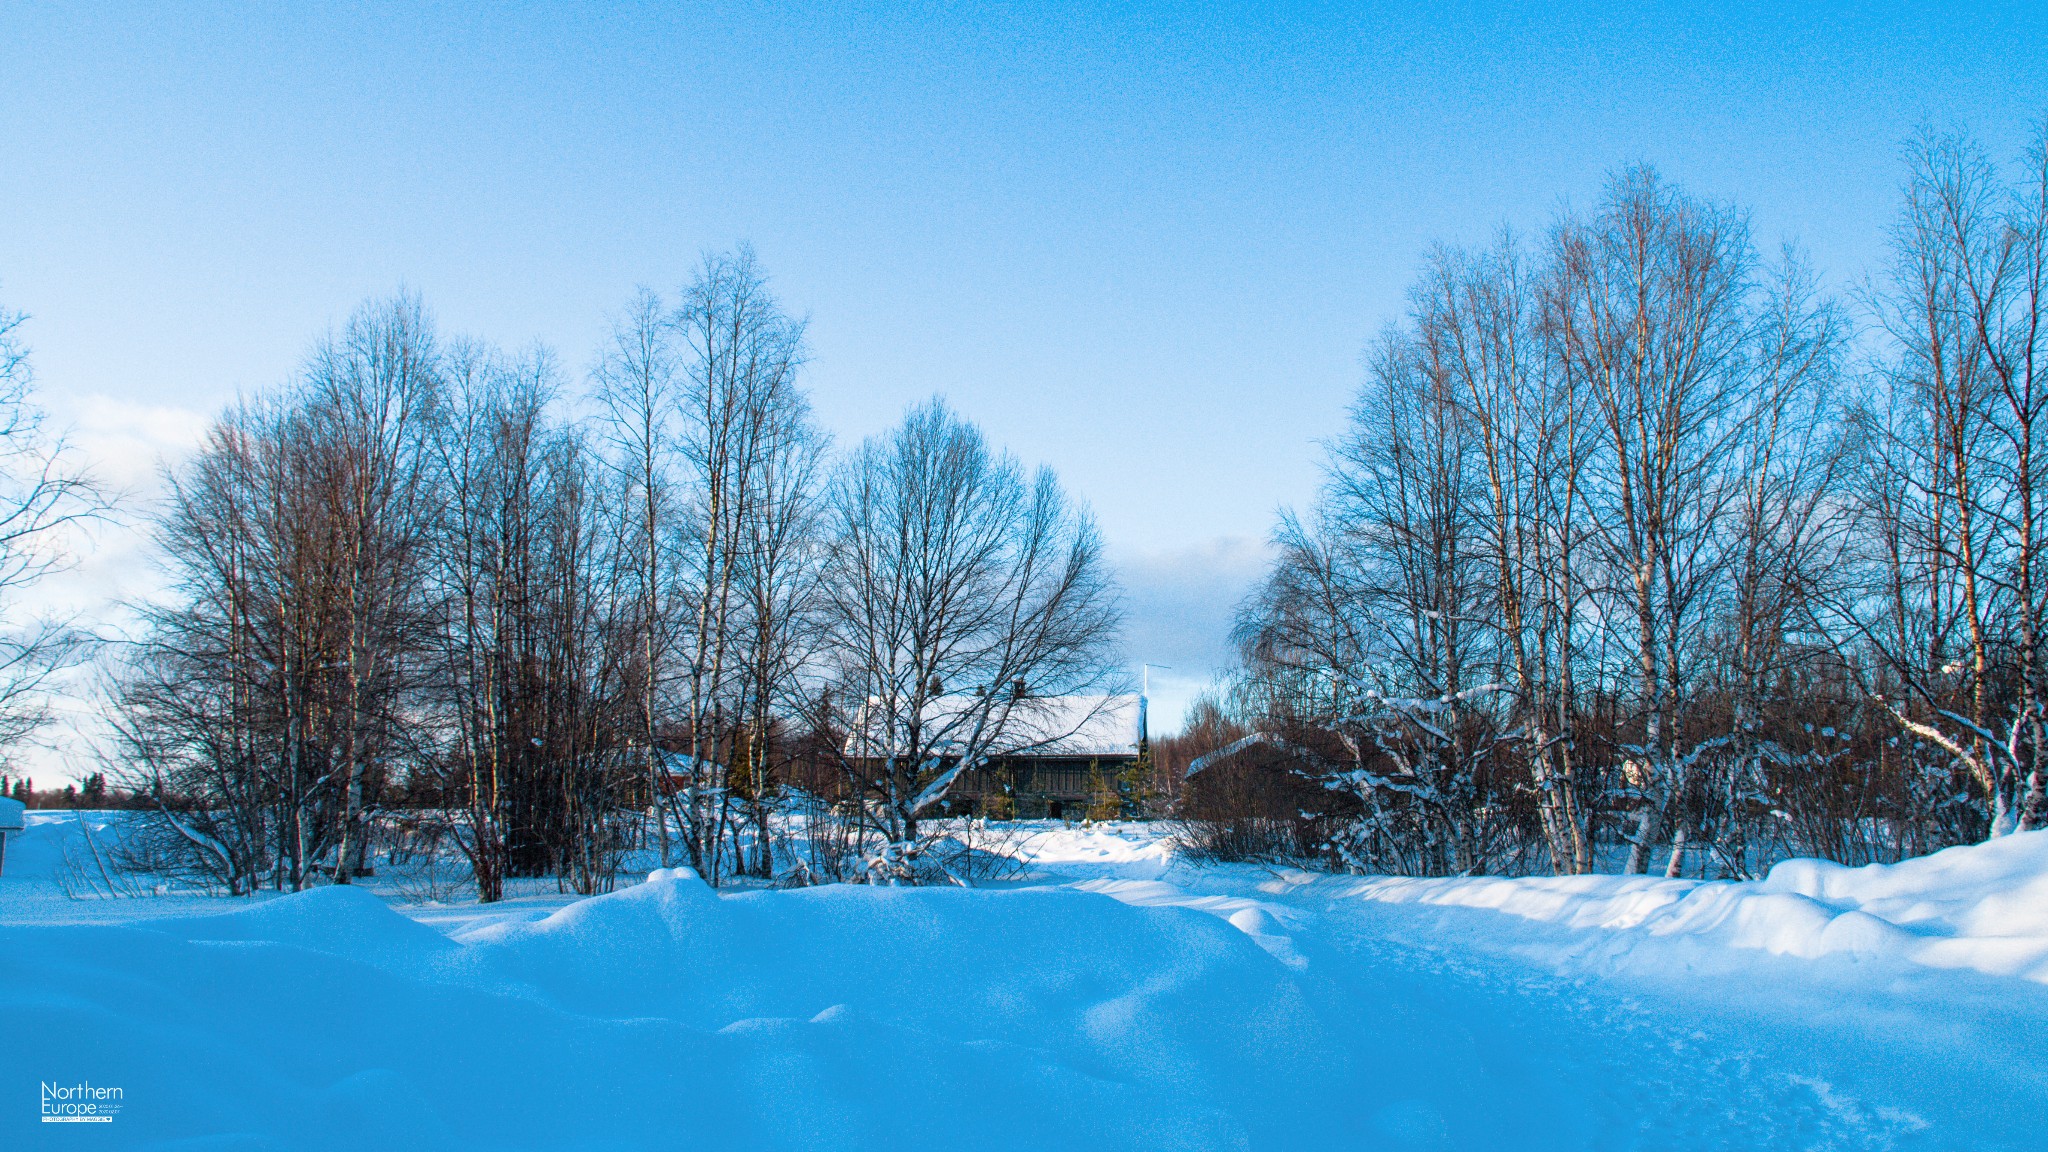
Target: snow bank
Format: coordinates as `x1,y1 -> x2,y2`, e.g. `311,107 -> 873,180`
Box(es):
1017,820 -> 1180,878
1,864 -> 1353,1150
1331,829 -> 2048,982
9,817 -> 2047,1148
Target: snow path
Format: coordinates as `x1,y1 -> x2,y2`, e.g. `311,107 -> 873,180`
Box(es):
1030,824 -> 2048,1149
4,814 -> 2045,1149
1073,877 -> 2044,1149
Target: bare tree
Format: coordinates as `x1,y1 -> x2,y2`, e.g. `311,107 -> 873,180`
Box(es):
815,400 -> 1121,882
667,246 -> 810,884
118,396 -> 360,893
426,344 -> 637,898
729,382 -> 827,877
114,298 -> 441,892
1422,234 -> 1599,873
1846,125 -> 2048,838
1995,125 -> 2048,829
1549,166 -> 1774,875
1230,300 -> 1533,876
1224,167 -> 1847,878
0,301 -> 102,756
116,264 -> 829,898
304,297 -> 441,882
593,290 -> 682,866
426,344 -> 551,900
1704,255 -> 1848,875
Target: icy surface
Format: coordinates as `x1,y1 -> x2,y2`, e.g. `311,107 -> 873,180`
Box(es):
5,813 -> 2046,1149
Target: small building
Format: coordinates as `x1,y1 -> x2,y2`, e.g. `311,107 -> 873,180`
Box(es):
0,795 -> 23,877
849,694 -> 1149,820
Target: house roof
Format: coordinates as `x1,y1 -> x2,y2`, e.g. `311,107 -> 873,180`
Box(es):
996,694 -> 1145,758
846,693 -> 1146,760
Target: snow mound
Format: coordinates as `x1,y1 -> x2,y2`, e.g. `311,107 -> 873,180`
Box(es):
1067,877 -> 1309,969
144,884 -> 461,969
1334,829 -> 2048,982
1,868 -> 1351,1149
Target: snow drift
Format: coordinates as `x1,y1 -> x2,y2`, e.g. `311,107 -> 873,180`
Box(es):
7,816 -> 2048,1149
2,866 -> 1349,1150
1331,828 -> 2048,983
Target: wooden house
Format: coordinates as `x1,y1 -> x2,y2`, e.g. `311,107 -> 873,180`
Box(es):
848,693 -> 1149,820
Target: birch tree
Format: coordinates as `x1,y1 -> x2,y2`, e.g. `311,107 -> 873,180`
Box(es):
0,301 -> 102,756
1850,125 -> 2048,837
118,396 -> 371,892
305,297 -> 440,882
815,400 -> 1120,882
593,290 -> 682,866
1421,235 -> 1598,873
669,247 -> 808,884
1232,309 -> 1529,875
1548,167 -> 1769,875
729,385 -> 827,877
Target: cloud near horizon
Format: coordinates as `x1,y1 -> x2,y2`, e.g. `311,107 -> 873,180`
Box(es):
1108,534 -> 1272,735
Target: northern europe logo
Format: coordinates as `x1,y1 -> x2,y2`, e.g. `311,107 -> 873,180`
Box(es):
41,1080 -> 122,1123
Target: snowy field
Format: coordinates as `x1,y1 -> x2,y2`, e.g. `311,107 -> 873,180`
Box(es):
5,814 -> 2047,1150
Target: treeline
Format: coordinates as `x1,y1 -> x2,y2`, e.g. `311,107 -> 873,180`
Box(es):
4,773 -> 144,810
1189,125 -> 2048,879
111,249 -> 1121,897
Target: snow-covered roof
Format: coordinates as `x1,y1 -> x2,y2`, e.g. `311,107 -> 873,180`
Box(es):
847,693 -> 1146,760
0,795 -> 23,831
996,694 -> 1145,758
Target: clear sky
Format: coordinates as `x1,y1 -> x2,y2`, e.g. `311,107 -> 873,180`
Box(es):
2,2 -> 2045,766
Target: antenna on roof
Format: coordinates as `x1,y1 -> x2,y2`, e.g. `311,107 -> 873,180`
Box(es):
1140,664 -> 1170,752
1142,663 -> 1170,698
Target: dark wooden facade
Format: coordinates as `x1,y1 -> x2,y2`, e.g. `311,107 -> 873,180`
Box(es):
941,754 -> 1139,819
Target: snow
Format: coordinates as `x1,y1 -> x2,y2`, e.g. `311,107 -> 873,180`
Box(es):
1322,830 -> 2048,982
5,812 -> 2047,1149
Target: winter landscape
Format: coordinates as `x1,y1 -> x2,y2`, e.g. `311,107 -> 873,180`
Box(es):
4,5 -> 2048,1150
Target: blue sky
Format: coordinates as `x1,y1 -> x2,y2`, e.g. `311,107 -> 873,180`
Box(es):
2,1 -> 2045,749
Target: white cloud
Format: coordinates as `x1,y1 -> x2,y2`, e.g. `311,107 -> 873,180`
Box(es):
6,394 -> 211,788
28,393 -> 211,624
1109,534 -> 1271,735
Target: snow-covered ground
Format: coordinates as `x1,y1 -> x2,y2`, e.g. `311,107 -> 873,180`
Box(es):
5,813 -> 2045,1149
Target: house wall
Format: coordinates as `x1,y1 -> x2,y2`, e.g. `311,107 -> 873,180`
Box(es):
948,757 -> 1138,819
